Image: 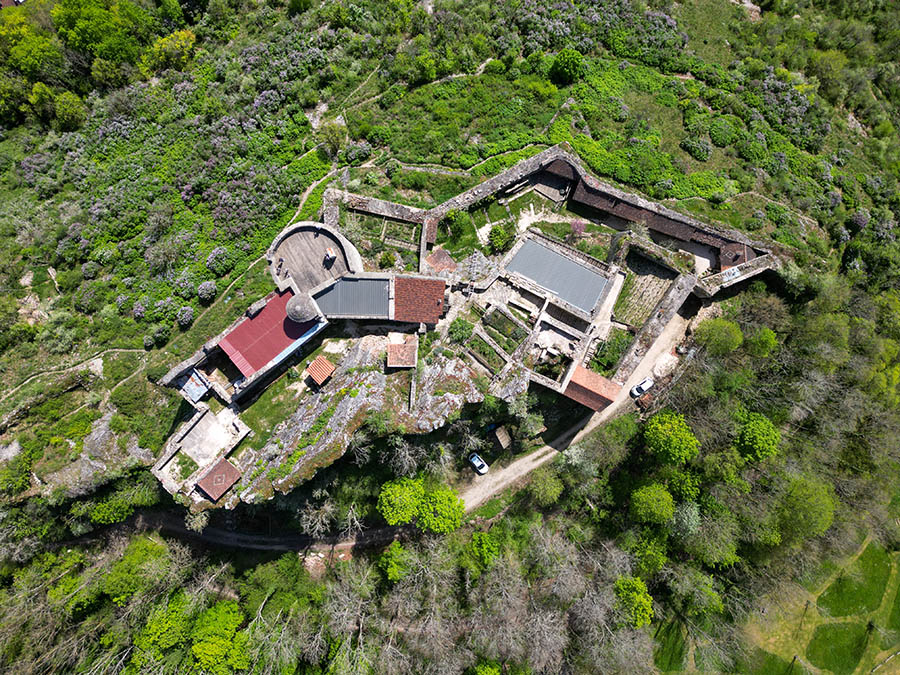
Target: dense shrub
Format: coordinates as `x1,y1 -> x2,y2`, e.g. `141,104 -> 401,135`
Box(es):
694,318 -> 743,356
550,48 -> 585,84
680,137 -> 712,161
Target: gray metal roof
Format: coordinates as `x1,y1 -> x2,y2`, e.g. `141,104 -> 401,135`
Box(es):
313,277 -> 390,318
506,239 -> 606,312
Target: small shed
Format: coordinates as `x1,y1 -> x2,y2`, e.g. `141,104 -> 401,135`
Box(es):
494,425 -> 511,450
306,355 -> 336,386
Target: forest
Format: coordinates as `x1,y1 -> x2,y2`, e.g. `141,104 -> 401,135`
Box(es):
3,0 -> 900,672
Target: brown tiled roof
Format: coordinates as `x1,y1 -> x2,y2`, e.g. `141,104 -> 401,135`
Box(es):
719,241 -> 755,269
425,248 -> 458,274
0,0 -> 17,8
563,365 -> 621,411
571,180 -> 697,241
424,216 -> 439,244
387,342 -> 418,368
394,277 -> 445,324
196,458 -> 241,502
543,158 -> 578,181
306,355 -> 335,386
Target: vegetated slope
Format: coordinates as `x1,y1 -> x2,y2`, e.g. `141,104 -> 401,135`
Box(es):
1,0 -> 900,673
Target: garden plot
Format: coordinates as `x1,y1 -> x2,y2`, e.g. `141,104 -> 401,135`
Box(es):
481,308 -> 529,354
614,251 -> 678,327
468,335 -> 505,374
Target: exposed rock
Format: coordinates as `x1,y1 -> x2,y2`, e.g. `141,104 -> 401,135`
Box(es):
458,250 -> 500,286
407,355 -> 484,432
43,410 -> 151,498
491,365 -> 530,402
0,439 -> 21,462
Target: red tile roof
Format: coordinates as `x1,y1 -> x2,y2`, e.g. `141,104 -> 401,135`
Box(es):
0,0 -> 17,8
306,355 -> 335,385
219,289 -> 315,378
563,365 -> 621,411
425,248 -> 458,274
196,458 -> 241,502
393,277 -> 445,324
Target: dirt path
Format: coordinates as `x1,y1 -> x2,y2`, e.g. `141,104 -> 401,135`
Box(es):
460,311 -> 691,512
1,347 -> 148,405
115,511 -> 404,553
287,166 -> 338,226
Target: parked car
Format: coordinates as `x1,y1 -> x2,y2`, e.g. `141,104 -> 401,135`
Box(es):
467,452 -> 489,475
630,377 -> 655,398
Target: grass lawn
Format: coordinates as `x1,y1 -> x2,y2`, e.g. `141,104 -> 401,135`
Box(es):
731,647 -> 813,675
239,373 -> 301,451
672,0 -> 742,66
880,564 -> 900,648
806,622 -> 869,674
818,541 -> 892,617
436,214 -> 482,260
507,190 -> 548,219
103,351 -> 143,387
799,558 -> 841,594
653,620 -> 687,672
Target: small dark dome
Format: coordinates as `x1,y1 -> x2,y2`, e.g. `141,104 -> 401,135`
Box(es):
286,293 -> 318,323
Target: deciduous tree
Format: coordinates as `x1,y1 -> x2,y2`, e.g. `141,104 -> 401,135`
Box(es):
614,575 -> 654,628
644,410 -> 700,464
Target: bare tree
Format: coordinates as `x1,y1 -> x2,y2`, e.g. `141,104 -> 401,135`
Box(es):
298,498 -> 336,537
340,502 -> 365,539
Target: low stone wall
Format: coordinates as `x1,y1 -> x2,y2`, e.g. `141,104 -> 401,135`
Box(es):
328,189 -> 428,224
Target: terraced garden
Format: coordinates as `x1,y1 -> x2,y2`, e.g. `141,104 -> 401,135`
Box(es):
613,251 -> 678,327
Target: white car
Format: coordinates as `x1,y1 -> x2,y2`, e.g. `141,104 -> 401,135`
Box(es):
468,452 -> 489,475
630,377 -> 654,398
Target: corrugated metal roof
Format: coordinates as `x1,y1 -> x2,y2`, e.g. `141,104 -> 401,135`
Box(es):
313,277 -> 390,318
218,289 -> 317,378
506,240 -> 607,312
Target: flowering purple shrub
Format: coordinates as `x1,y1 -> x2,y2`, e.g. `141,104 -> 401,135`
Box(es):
177,305 -> 194,327
206,247 -> 233,276
849,208 -> 871,232
198,280 -> 217,304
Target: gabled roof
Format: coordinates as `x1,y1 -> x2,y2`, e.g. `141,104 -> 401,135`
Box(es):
425,248 -> 458,274
218,289 -> 316,378
393,277 -> 445,324
196,458 -> 241,502
563,365 -> 621,411
306,355 -> 336,386
313,277 -> 390,319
